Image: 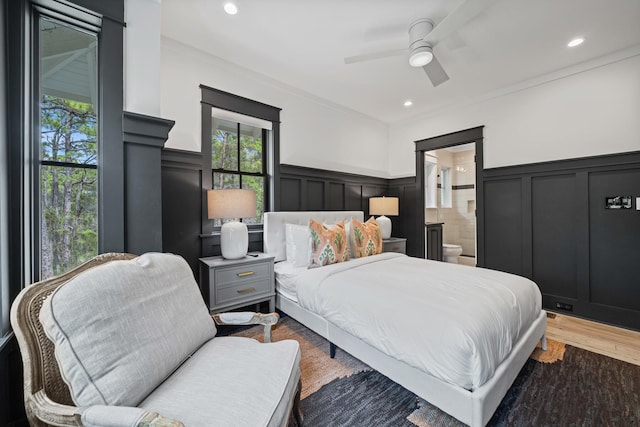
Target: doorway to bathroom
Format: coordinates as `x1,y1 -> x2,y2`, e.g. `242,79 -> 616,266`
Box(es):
424,144 -> 476,266
415,127 -> 485,267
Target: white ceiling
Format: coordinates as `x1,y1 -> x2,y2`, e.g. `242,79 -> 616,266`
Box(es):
161,0 -> 640,124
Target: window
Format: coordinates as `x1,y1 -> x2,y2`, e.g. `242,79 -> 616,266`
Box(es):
37,16 -> 98,279
211,118 -> 267,226
5,0 -> 124,288
200,85 -> 281,233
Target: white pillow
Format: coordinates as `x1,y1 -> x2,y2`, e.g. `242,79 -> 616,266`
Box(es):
285,223 -> 310,267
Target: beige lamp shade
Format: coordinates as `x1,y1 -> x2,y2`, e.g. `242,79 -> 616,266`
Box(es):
369,197 -> 399,216
207,189 -> 256,219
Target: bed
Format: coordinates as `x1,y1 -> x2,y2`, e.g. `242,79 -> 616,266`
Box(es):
264,211 -> 547,427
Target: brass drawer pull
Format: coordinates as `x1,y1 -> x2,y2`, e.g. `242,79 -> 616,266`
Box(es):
236,287 -> 256,294
237,271 -> 255,277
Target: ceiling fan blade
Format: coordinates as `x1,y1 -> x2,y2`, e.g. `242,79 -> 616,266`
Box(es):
423,56 -> 449,87
344,48 -> 406,65
424,0 -> 500,44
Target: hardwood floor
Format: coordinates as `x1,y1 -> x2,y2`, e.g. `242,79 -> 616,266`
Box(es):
545,311 -> 640,366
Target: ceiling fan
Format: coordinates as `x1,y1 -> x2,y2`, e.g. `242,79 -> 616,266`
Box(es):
344,0 -> 499,87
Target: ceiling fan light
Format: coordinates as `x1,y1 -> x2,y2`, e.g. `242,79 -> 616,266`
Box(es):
567,37 -> 584,47
409,48 -> 433,67
224,2 -> 238,15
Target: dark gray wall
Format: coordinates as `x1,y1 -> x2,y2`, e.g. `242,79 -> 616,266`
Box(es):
483,151 -> 640,330
161,159 -> 420,276
161,149 -> 204,277
123,112 -> 174,255
388,177 -> 420,257
279,164 -> 389,217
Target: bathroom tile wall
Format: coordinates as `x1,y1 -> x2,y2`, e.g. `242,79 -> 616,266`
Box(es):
452,151 -> 476,257
424,148 -> 476,257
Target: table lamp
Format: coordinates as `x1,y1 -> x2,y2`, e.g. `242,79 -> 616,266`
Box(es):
369,196 -> 399,239
208,189 -> 256,259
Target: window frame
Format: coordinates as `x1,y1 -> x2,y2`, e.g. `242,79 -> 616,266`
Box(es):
28,1 -> 124,283
33,12 -> 100,280
210,120 -> 268,227
200,85 -> 281,235
5,0 -> 124,289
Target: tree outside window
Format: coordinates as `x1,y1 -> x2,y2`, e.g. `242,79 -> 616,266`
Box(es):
38,18 -> 98,279
211,118 -> 266,226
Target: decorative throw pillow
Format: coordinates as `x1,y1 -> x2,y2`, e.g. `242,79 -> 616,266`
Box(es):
308,219 -> 348,268
350,217 -> 383,258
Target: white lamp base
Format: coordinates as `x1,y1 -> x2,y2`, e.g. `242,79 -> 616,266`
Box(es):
376,215 -> 392,239
220,221 -> 248,259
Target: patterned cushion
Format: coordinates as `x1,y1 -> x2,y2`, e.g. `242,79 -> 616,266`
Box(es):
350,217 -> 383,258
308,219 -> 348,268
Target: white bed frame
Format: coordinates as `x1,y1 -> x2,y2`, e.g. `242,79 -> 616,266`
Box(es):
264,211 -> 547,427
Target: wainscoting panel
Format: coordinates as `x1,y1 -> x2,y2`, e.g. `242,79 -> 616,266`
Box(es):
388,177 -> 419,257
279,165 -> 388,216
346,184 -> 363,211
161,149 -> 204,277
483,178 -> 523,276
588,168 -> 640,313
307,180 -> 325,210
328,183 -> 345,210
0,336 -> 26,426
280,178 -> 302,211
531,174 -> 579,300
483,151 -> 640,330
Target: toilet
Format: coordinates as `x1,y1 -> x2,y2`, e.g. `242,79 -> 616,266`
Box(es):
443,243 -> 463,263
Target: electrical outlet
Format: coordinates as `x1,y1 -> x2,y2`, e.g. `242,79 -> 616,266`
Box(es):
555,302 -> 573,311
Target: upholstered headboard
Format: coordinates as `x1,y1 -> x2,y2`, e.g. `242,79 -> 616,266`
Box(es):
264,211 -> 364,262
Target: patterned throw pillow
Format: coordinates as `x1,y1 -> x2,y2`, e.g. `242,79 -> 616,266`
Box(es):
308,219 -> 348,268
350,217 -> 383,258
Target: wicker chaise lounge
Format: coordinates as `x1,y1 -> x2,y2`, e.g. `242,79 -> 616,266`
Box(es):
11,252 -> 303,427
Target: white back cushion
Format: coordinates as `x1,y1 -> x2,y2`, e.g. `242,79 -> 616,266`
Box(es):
39,253 -> 216,407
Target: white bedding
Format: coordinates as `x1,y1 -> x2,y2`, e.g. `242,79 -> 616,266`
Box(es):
274,261 -> 305,302
286,252 -> 542,390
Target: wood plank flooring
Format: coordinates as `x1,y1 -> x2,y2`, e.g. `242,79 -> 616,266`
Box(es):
545,311 -> 640,366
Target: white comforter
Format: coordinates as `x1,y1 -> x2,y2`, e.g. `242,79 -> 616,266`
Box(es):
293,253 -> 542,390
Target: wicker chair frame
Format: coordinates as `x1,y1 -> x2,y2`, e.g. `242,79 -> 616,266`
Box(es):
10,253 -> 183,426
10,252 -> 303,426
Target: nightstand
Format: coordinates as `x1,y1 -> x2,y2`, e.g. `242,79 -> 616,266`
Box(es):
382,237 -> 407,254
199,253 -> 275,313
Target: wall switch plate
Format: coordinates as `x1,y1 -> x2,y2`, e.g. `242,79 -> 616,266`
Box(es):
605,196 -> 632,209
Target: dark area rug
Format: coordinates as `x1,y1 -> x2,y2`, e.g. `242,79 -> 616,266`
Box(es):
227,317 -> 640,426
298,370 -> 417,427
293,345 -> 640,427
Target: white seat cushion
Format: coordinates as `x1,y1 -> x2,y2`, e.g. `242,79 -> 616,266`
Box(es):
139,337 -> 301,427
39,253 -> 217,407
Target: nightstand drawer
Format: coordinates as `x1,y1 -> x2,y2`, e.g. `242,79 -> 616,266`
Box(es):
199,253 -> 275,313
214,262 -> 271,286
382,238 -> 406,254
215,278 -> 271,306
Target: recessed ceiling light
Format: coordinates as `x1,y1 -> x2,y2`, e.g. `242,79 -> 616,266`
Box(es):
224,2 -> 238,15
567,37 -> 584,48
403,100 -> 413,107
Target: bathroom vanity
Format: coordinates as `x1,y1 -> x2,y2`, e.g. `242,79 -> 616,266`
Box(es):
425,222 -> 443,261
